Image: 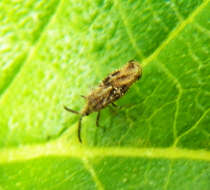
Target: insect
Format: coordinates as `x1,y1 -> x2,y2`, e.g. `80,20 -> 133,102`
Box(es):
64,60 -> 142,142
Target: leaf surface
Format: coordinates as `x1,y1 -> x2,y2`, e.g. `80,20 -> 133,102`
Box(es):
0,0 -> 210,189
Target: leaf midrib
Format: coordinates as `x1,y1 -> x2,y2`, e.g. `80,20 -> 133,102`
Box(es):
0,139 -> 209,164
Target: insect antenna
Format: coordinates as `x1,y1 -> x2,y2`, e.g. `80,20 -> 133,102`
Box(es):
64,106 -> 80,114
80,95 -> 87,99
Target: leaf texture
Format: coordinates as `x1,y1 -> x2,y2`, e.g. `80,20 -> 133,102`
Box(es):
0,0 -> 209,189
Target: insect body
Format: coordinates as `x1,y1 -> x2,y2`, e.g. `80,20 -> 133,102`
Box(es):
64,60 -> 142,142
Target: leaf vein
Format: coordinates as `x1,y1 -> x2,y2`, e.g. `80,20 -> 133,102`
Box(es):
113,1 -> 145,60
194,22 -> 210,36
170,0 -> 184,22
0,0 -> 62,100
174,108 -> 210,146
156,59 -> 183,140
83,158 -> 104,190
163,161 -> 173,190
142,0 -> 209,68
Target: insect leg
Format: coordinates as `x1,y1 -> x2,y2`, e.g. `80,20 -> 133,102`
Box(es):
112,103 -> 122,109
96,111 -> 101,127
64,106 -> 80,114
112,103 -> 117,107
78,116 -> 83,143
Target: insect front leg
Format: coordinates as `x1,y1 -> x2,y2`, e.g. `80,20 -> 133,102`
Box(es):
64,106 -> 83,143
96,111 -> 101,127
78,116 -> 83,143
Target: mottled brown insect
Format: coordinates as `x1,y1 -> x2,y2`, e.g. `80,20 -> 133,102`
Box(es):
64,60 -> 142,142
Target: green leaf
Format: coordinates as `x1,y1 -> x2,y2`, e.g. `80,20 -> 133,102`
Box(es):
0,0 -> 209,189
